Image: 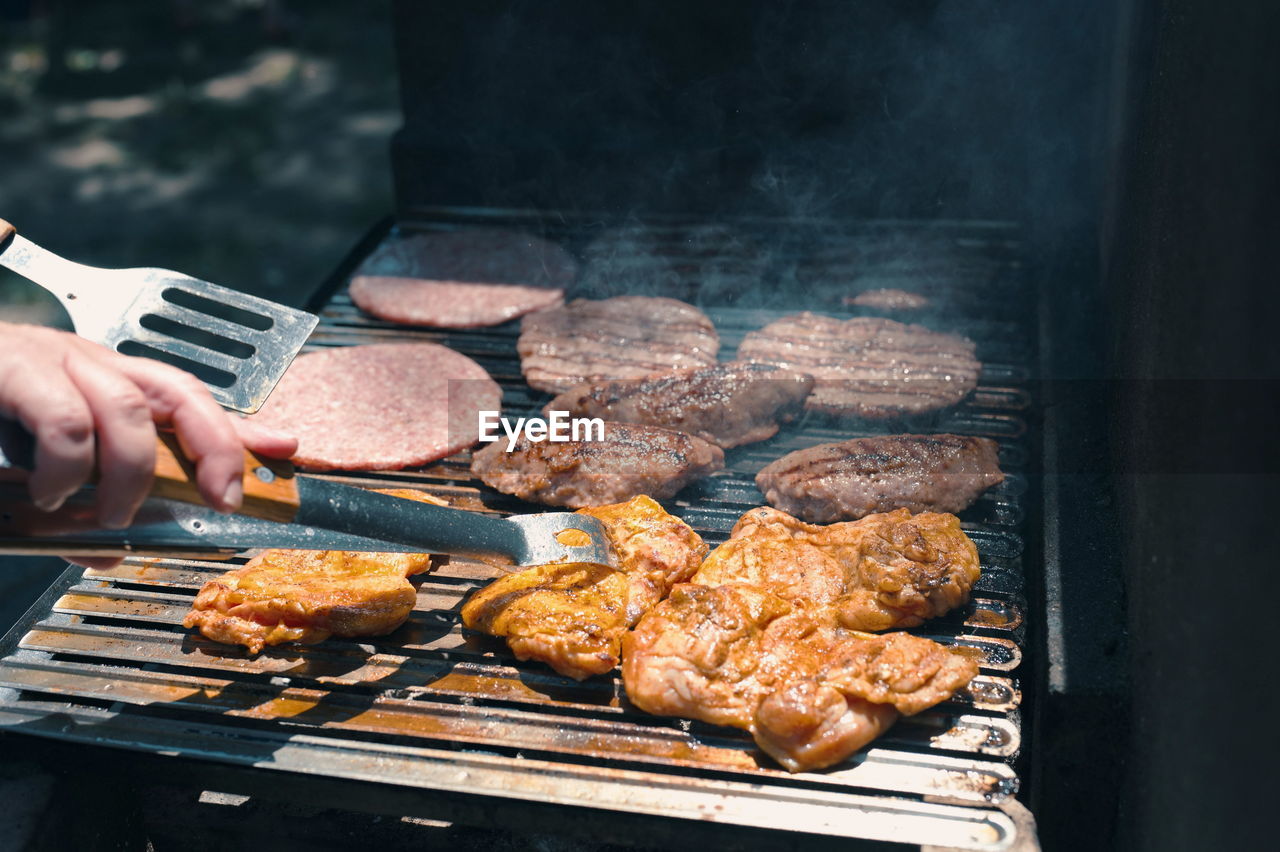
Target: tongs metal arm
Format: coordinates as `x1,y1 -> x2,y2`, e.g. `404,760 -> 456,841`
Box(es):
0,418 -> 611,565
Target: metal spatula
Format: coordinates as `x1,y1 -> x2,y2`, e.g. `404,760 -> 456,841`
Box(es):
0,218 -> 317,414
0,422 -> 613,567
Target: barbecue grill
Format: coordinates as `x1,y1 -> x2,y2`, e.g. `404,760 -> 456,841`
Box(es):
0,209 -> 1039,850
3,1 -> 1276,850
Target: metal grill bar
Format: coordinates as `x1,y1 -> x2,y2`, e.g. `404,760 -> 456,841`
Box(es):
0,210 -> 1039,850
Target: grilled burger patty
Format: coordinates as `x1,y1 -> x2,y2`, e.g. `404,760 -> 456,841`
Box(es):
470,421 -> 724,508
755,433 -> 1005,523
544,362 -> 814,449
517,296 -> 720,394
844,288 -> 930,310
737,313 -> 981,419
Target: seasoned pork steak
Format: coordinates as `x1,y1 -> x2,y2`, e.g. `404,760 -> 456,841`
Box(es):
461,496 -> 706,680
755,433 -> 1005,522
471,422 -> 724,507
183,490 -> 444,654
737,313 -> 980,420
693,506 -> 980,632
621,583 -> 977,772
545,362 -> 814,449
517,296 -> 720,394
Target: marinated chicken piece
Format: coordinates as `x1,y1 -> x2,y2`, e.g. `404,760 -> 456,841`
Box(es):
755,433 -> 1005,522
753,681 -> 898,773
621,583 -> 977,771
471,421 -> 724,508
461,496 -> 706,680
819,629 -> 981,715
545,362 -> 814,449
461,562 -> 633,680
182,489 -> 444,654
693,506 -> 980,631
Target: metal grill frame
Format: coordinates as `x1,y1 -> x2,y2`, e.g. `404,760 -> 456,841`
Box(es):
0,208 -> 1044,851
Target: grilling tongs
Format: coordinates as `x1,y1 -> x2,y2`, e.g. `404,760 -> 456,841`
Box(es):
0,422 -> 612,566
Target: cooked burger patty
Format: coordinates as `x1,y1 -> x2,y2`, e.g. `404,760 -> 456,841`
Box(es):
349,229 -> 575,328
471,421 -> 724,507
737,313 -> 980,419
755,434 -> 1005,523
544,362 -> 814,449
517,296 -> 720,394
250,343 -> 501,471
843,288 -> 930,310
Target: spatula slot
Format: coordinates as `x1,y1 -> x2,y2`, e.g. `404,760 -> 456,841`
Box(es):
138,314 -> 256,359
161,288 -> 274,331
116,340 -> 238,388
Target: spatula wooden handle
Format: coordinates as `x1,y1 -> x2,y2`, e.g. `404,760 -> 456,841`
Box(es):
151,432 -> 301,523
0,416 -> 300,523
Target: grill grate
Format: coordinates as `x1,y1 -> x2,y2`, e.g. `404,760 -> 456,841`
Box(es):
0,209 -> 1039,851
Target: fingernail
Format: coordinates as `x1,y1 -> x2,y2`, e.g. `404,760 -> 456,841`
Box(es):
220,478 -> 242,513
34,495 -> 66,513
101,505 -> 133,530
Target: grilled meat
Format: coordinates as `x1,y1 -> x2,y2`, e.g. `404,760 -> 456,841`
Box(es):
182,490 -> 444,654
249,342 -> 501,471
693,506 -> 980,631
544,362 -> 814,449
737,313 -> 980,420
843,288 -> 929,310
471,421 -> 724,507
462,496 -> 706,679
621,583 -> 977,771
517,296 -> 720,394
349,229 -> 575,328
755,433 -> 1004,523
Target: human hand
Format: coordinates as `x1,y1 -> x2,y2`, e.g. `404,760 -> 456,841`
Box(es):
0,322 -> 297,556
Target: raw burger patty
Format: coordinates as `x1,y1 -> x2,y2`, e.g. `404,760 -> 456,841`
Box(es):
738,313 -> 981,419
517,296 -> 720,394
349,229 -> 577,328
251,343 -> 501,471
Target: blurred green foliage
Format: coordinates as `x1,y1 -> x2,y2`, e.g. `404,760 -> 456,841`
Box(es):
0,0 -> 398,316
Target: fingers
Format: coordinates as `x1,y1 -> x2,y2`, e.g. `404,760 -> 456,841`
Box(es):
106,355 -> 247,513
62,350 -> 158,528
0,349 -> 96,512
65,556 -> 125,570
232,417 -> 298,459
1,322 -> 300,530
